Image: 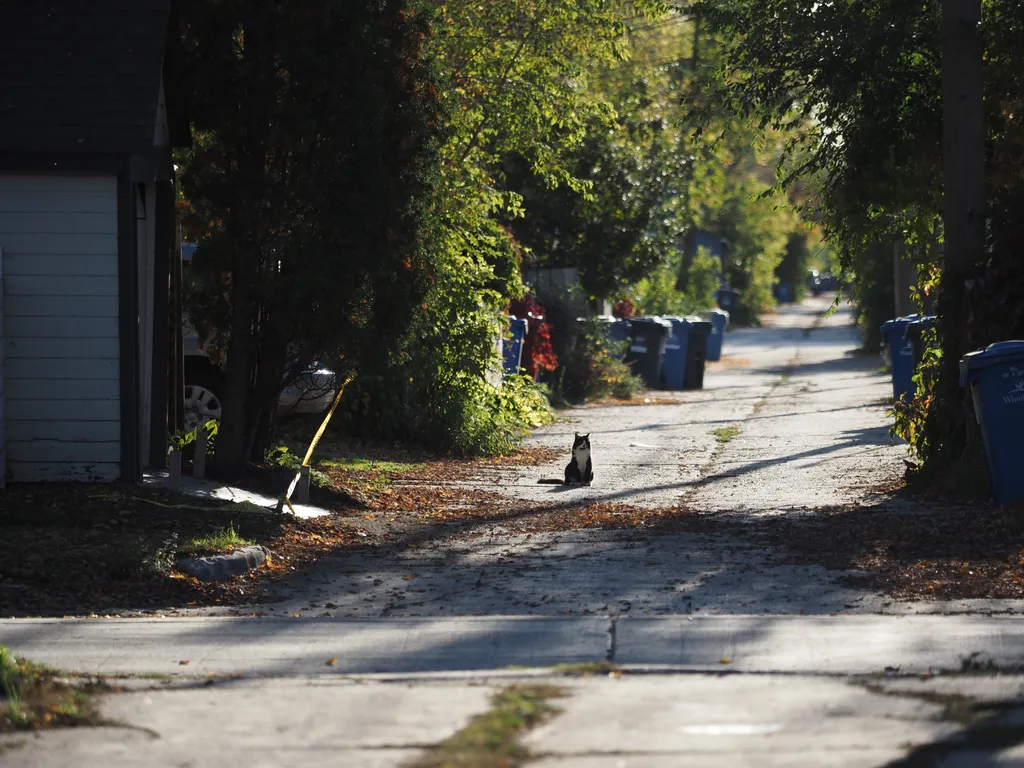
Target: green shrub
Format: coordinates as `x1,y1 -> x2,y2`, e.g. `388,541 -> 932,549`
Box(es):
561,318 -> 645,402
264,445 -> 330,488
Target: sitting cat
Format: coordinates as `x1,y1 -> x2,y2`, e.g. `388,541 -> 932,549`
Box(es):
537,432 -> 594,486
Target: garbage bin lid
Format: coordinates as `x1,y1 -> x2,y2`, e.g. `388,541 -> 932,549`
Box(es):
906,314 -> 937,327
880,314 -> 922,334
960,340 -> 1024,383
632,316 -> 672,328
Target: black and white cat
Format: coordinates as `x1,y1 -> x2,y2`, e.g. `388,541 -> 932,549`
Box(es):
538,432 -> 594,486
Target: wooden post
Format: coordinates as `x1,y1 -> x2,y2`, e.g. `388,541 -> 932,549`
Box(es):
292,465 -> 310,504
168,449 -> 182,491
193,428 -> 207,479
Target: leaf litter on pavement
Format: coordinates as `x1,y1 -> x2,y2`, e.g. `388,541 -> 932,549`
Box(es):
4,443 -> 1023,617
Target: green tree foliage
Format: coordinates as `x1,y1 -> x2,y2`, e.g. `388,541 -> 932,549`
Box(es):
696,0 -> 1024,480
176,0 -> 446,473
775,232 -> 811,304
503,9 -> 801,323
708,173 -> 798,324
633,247 -> 718,317
853,240 -> 895,352
694,0 -> 944,262
338,0 -> 661,452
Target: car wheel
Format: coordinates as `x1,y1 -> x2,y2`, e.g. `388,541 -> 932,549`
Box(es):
183,372 -> 223,432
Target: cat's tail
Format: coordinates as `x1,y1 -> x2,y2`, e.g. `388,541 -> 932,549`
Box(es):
536,478 -> 565,485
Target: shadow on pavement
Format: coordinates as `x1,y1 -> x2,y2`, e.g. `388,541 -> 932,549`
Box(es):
884,700 -> 1024,767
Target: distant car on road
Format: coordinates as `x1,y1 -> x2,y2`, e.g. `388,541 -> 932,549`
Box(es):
181,244 -> 336,431
807,269 -> 840,296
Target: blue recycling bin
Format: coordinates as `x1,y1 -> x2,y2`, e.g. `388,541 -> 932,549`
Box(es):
716,287 -> 739,312
683,317 -> 713,390
705,309 -> 729,362
905,315 -> 938,368
502,316 -> 528,374
660,317 -> 692,390
880,315 -> 921,402
625,316 -> 672,388
960,341 -> 1024,504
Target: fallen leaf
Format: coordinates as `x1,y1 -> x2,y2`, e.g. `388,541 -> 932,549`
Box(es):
179,660 -> 190,665
326,658 -> 338,666
720,657 -> 732,664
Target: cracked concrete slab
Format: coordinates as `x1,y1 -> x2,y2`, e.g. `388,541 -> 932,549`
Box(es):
525,674 -> 955,766
526,672 -> 1024,768
5,614 -> 1024,677
0,678 -> 495,768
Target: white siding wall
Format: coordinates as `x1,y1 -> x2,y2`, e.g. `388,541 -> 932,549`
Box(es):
0,248 -> 6,488
0,174 -> 121,482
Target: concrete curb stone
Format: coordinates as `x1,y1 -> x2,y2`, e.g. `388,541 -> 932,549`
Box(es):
176,545 -> 270,582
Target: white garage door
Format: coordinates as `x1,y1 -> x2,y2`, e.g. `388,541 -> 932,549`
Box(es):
0,173 -> 121,482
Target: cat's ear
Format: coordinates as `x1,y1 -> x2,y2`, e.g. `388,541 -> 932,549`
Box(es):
574,432 -> 579,438
584,433 -> 590,439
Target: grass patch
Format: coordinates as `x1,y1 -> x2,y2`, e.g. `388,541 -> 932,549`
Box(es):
1,646 -> 101,732
552,661 -> 620,677
411,684 -> 567,768
319,457 -> 426,474
182,523 -> 254,556
712,426 -> 741,444
318,457 -> 426,491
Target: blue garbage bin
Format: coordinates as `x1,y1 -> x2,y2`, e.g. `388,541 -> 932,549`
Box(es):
880,315 -> 921,402
776,282 -> 792,304
960,341 -> 1024,504
683,317 -> 713,390
905,315 -> 938,369
705,309 -> 729,362
660,317 -> 691,390
502,316 -> 528,374
716,287 -> 740,312
626,317 -> 672,388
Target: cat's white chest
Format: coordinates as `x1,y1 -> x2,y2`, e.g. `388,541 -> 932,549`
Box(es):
574,445 -> 591,474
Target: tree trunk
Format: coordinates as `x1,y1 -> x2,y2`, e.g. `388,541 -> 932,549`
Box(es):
936,0 -> 986,459
246,322 -> 289,463
675,229 -> 698,291
212,3 -> 273,478
214,247 -> 258,477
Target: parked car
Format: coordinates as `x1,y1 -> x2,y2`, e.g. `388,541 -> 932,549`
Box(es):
181,244 -> 336,431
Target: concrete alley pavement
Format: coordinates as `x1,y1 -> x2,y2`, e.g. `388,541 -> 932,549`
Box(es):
4,296 -> 1024,767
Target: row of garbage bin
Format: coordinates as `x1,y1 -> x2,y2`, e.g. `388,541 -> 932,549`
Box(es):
502,310 -> 730,391
881,313 -> 1024,506
596,310 -> 730,390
